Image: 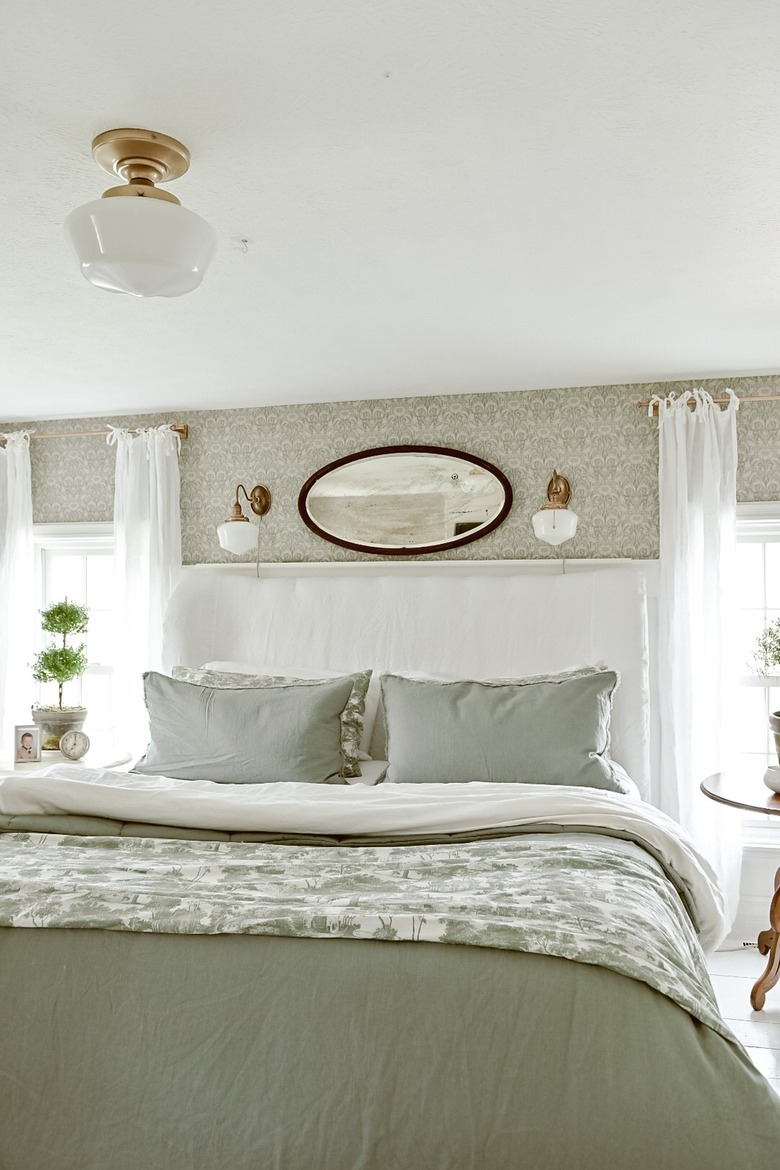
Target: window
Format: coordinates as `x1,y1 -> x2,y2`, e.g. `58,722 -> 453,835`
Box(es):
735,503 -> 780,838
33,523 -> 116,749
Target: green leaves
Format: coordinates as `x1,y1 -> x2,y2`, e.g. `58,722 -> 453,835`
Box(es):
32,597 -> 89,708
32,645 -> 88,686
40,600 -> 89,638
753,618 -> 780,675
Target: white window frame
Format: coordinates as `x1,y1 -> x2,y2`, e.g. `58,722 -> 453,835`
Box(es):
34,521 -> 114,552
737,502 -> 780,845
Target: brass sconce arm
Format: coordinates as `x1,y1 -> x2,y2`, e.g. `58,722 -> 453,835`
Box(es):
229,483 -> 272,520
217,482 -> 272,560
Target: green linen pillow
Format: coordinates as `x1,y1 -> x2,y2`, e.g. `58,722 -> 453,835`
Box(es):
380,670 -> 626,791
135,671 -> 355,784
171,666 -> 372,779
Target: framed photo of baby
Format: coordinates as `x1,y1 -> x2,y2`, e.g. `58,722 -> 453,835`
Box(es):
14,725 -> 41,764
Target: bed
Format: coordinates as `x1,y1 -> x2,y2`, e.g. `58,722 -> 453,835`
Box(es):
0,563 -> 778,1170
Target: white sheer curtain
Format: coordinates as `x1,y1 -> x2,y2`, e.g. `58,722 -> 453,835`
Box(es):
109,425 -> 182,755
0,433 -> 35,761
653,389 -> 741,929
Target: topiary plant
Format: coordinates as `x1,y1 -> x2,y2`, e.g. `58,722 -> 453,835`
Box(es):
32,599 -> 89,710
753,618 -> 780,675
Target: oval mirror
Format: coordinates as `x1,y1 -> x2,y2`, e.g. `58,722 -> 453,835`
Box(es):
298,445 -> 513,555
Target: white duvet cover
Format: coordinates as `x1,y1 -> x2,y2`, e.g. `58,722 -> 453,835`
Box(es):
0,765 -> 725,949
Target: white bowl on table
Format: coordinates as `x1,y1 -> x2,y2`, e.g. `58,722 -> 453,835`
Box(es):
763,764 -> 780,793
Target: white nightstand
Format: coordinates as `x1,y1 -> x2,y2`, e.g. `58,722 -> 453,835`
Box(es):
0,747 -> 132,778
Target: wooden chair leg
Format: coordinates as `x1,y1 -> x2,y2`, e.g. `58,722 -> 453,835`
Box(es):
751,867 -> 780,1012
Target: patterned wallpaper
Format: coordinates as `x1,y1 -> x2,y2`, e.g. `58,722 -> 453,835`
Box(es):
4,374 -> 780,564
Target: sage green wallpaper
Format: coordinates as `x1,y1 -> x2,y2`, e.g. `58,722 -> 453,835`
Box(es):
5,374 -> 780,564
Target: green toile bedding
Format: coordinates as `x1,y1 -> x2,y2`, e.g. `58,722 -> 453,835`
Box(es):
0,829 -> 729,1039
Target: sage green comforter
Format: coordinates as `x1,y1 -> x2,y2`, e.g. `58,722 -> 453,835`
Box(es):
1,927 -> 778,1170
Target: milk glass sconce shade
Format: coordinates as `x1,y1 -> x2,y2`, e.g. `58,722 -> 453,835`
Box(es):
531,471 -> 578,546
217,484 -> 272,555
65,129 -> 216,298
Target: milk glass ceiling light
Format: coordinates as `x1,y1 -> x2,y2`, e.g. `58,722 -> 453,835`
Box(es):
217,484 -> 272,555
531,470 -> 578,546
65,128 -> 217,297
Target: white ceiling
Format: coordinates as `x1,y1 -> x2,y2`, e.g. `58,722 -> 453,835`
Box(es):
2,0 -> 779,422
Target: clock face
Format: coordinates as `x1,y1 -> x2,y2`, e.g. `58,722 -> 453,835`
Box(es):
59,730 -> 90,761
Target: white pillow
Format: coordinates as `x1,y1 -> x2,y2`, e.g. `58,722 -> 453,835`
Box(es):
345,759 -> 388,786
205,661 -> 339,680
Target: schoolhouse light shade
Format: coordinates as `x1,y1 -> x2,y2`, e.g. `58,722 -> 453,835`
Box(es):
65,128 -> 216,298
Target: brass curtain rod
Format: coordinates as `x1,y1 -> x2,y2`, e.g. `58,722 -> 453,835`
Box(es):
638,394 -> 780,413
0,423 -> 188,445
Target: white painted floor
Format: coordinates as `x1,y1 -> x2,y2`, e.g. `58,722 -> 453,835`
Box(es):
707,946 -> 780,1096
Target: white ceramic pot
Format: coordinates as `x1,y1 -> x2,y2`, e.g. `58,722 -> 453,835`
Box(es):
31,707 -> 87,752
763,764 -> 780,794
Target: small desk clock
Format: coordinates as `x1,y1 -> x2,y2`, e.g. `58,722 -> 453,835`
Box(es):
59,730 -> 90,761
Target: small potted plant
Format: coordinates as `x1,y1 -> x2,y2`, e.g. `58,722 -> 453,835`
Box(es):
752,618 -> 780,763
31,599 -> 89,751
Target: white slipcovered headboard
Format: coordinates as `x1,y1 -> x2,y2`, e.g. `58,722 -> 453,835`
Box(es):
163,563 -> 652,799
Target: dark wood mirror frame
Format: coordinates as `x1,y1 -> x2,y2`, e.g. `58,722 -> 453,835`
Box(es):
298,444 -> 514,556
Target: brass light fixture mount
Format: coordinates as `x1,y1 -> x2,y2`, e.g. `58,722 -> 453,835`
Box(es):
92,128 -> 192,205
541,470 -> 572,510
226,484 -> 272,523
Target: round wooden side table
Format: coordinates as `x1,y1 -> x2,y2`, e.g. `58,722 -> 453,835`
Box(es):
701,772 -> 780,1011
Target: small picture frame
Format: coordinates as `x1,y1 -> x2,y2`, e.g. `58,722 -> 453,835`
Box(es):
14,725 -> 41,765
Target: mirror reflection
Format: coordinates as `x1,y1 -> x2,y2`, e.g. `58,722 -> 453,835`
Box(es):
298,446 -> 512,555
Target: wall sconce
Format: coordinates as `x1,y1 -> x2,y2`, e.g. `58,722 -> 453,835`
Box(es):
65,128 -> 217,298
531,470 -> 578,546
217,484 -> 272,555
